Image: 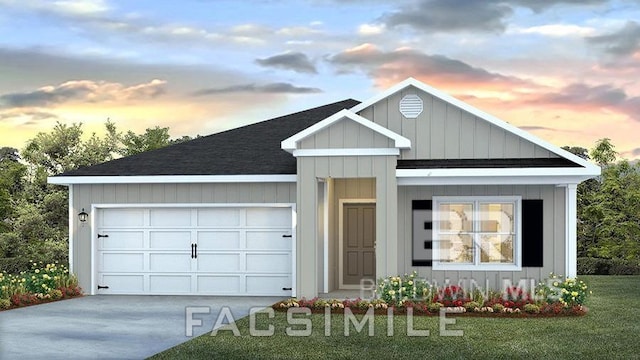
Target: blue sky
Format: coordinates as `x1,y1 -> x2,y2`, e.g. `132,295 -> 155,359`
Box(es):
0,0 -> 639,159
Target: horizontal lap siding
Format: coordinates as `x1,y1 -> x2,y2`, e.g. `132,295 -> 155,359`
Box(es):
71,183 -> 296,292
397,185 -> 565,289
358,85 -> 559,160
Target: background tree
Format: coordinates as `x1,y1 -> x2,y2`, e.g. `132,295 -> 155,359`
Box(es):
561,146 -> 590,160
590,138 -> 617,166
0,121 -> 189,273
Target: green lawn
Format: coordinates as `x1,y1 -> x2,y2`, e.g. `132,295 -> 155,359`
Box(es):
150,276 -> 640,360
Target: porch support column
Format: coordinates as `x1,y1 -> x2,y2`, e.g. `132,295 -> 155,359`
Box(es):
374,156 -> 398,280
296,157 -> 318,298
564,183 -> 578,278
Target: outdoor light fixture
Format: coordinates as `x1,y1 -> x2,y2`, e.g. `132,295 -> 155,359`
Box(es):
78,208 -> 89,223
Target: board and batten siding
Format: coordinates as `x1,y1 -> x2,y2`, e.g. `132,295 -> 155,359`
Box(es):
357,85 -> 559,160
397,184 -> 565,289
298,118 -> 394,149
71,183 -> 296,292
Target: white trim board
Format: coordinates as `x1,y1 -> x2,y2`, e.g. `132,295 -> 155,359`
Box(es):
48,174 -> 297,185
293,148 -> 400,157
562,184 -> 578,278
338,198 -> 376,290
281,109 -> 411,152
350,78 -> 601,174
68,186 -> 74,273
396,167 -> 599,185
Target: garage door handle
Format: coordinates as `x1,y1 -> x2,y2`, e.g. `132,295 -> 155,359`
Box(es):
98,285 -> 109,290
282,235 -> 292,238
97,234 -> 109,238
194,244 -> 197,259
191,244 -> 194,259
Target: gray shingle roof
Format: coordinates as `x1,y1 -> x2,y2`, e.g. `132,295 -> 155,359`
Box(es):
56,99 -> 360,177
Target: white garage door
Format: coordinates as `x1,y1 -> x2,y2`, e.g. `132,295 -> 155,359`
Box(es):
95,206 -> 293,296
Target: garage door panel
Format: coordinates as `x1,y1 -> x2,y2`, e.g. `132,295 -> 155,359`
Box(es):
100,231 -> 144,250
246,231 -> 290,250
150,209 -> 192,227
149,231 -> 191,249
246,254 -> 290,273
102,209 -> 144,227
101,253 -> 144,272
149,253 -> 191,272
198,208 -> 241,227
246,208 -> 290,227
246,275 -> 291,295
102,275 -> 144,293
97,206 -> 292,296
197,231 -> 240,250
197,275 -> 241,293
149,275 -> 191,293
197,254 -> 241,272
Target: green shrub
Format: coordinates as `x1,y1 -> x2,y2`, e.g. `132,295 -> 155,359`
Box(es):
492,303 -> 505,312
536,273 -> 590,307
377,271 -> 430,304
577,257 -> 640,275
0,257 -> 28,275
524,304 -> 540,314
427,302 -> 443,313
469,288 -> 485,305
0,298 -> 10,309
464,301 -> 480,312
609,259 -> 640,275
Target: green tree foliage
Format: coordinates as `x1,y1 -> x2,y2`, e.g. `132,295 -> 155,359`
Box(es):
590,138 -> 617,166
22,121 -> 120,176
580,160 -> 640,260
0,148 -> 26,233
561,146 -> 590,160
571,138 -> 640,264
0,121 -> 188,272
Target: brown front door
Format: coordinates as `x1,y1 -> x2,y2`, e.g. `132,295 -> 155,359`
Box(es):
343,203 -> 376,285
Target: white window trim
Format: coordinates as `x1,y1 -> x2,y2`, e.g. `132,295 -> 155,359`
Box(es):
432,196 -> 522,271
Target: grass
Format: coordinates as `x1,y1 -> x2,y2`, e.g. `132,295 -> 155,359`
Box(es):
150,276 -> 640,360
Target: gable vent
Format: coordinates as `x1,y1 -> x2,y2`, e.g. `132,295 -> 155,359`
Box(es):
399,94 -> 423,118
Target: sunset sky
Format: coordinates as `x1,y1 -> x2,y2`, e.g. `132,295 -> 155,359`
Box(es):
1,0 -> 639,159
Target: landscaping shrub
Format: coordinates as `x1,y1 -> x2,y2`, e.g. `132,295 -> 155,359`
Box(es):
577,257 -> 640,275
0,257 -> 26,275
427,302 -> 443,313
492,303 -> 505,312
377,271 -> 430,305
0,262 -> 81,310
524,304 -> 540,314
464,301 -> 480,312
536,273 -> 590,307
433,285 -> 466,307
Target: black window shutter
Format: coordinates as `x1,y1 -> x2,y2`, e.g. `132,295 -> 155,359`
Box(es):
522,200 -> 543,267
412,200 -> 432,267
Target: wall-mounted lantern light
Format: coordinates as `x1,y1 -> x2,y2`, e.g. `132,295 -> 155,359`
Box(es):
78,208 -> 89,223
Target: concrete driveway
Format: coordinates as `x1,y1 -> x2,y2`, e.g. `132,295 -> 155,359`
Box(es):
0,295 -> 283,359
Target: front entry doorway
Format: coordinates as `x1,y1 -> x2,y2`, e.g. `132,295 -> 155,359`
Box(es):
339,201 -> 376,289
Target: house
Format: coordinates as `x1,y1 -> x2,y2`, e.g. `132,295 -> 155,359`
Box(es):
48,78 -> 600,298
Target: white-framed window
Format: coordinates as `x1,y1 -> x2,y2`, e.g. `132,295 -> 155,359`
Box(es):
432,196 -> 522,271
